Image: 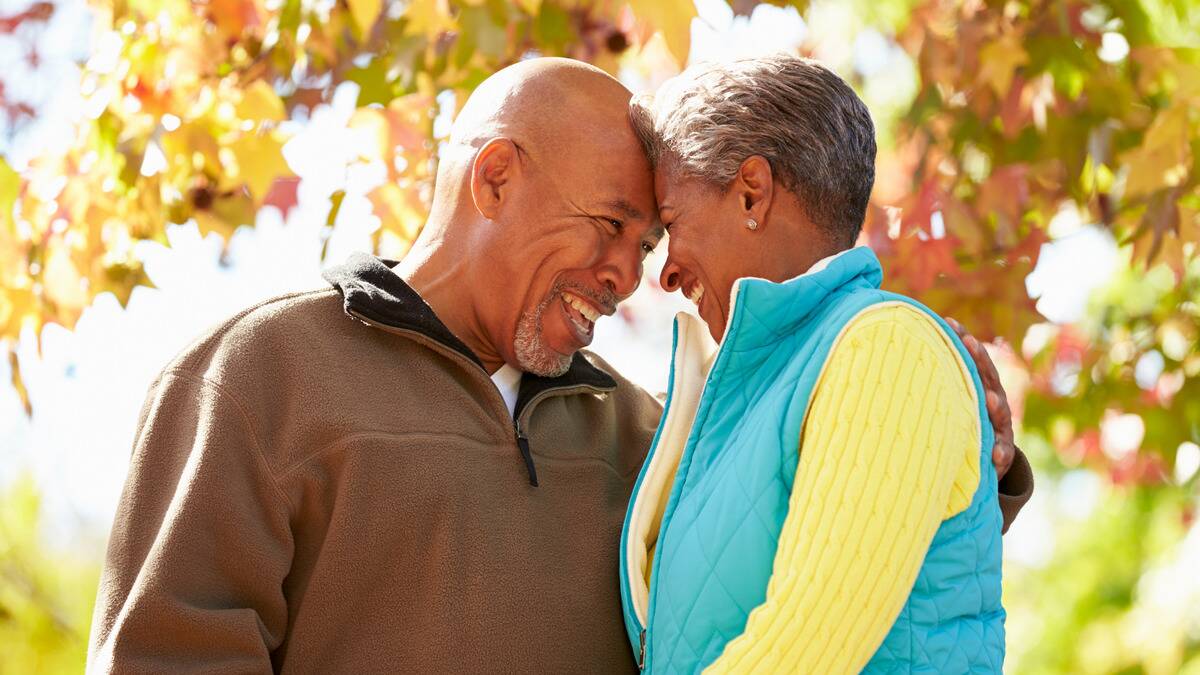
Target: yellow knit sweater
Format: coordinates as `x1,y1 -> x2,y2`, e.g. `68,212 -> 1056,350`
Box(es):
640,303 -> 982,673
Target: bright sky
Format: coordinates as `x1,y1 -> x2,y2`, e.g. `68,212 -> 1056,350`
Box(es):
0,0 -> 1113,553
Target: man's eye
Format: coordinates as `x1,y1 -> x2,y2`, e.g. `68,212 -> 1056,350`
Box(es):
641,242 -> 656,255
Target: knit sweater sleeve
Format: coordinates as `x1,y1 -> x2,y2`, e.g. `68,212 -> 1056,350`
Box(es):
704,303 -> 982,674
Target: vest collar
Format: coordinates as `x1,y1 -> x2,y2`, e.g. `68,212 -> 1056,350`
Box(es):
720,246 -> 884,351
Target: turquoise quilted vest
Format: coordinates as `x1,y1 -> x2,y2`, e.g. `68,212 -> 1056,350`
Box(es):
619,247 -> 1005,673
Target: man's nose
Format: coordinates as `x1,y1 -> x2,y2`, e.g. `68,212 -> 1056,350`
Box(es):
660,257 -> 683,293
596,245 -> 642,300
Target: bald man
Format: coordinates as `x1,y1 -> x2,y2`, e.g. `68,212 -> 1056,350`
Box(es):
88,57 -> 666,674
88,58 -> 1030,673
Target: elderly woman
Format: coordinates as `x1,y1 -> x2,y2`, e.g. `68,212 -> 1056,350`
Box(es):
619,55 -> 1007,673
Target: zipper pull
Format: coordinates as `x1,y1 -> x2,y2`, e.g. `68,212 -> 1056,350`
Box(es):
638,629 -> 647,670
515,421 -> 539,487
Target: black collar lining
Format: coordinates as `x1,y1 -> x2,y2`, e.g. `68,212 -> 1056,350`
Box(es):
323,253 -> 619,402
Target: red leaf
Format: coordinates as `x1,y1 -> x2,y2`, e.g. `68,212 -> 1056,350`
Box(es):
264,177 -> 301,220
0,2 -> 53,31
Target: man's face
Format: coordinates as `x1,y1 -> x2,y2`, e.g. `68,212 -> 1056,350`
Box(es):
488,133 -> 661,377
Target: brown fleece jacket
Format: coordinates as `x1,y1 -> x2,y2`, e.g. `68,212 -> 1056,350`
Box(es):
87,253 -> 1032,674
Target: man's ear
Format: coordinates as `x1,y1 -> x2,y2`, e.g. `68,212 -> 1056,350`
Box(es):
470,138 -> 520,219
735,155 -> 774,227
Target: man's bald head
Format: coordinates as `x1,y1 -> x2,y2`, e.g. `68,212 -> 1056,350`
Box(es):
403,57 -> 660,377
448,57 -> 634,157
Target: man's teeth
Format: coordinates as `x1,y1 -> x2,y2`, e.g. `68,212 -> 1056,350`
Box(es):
563,292 -> 600,323
687,285 -> 705,306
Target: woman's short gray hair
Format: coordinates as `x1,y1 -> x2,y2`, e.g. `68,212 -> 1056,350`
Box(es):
630,55 -> 876,247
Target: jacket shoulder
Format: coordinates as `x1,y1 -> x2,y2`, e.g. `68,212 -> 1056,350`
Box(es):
165,288 -> 345,375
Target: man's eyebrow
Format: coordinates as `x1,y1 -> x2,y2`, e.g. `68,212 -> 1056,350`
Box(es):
649,224 -> 666,240
601,198 -> 646,222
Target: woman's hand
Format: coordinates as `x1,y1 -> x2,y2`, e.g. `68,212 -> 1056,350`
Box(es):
945,317 -> 1015,481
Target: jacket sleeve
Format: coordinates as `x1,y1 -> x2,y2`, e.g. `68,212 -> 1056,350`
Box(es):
703,305 -> 985,674
999,446 -> 1034,533
87,369 -> 293,674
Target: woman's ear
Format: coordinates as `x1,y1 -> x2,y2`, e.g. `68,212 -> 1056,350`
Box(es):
735,155 -> 774,227
470,138 -> 520,219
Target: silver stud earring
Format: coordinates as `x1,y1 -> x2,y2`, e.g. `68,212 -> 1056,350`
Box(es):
746,218 -> 759,231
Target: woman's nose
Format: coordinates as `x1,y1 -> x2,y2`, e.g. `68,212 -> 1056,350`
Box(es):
660,258 -> 682,293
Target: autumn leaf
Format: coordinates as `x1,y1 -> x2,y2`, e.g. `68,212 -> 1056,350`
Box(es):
236,80 -> 286,126
976,32 -> 1029,98
263,176 -> 301,220
348,0 -> 382,34
348,108 -> 390,163
369,182 -> 424,242
42,245 -> 89,325
1122,103 -> 1192,200
0,156 -> 18,231
402,0 -> 456,36
326,189 -> 346,229
8,348 -> 30,416
628,0 -> 696,67
228,131 -> 293,202
516,0 -> 542,16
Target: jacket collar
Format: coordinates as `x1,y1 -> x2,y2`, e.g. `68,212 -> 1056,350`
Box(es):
323,252 -> 617,394
722,246 -> 884,351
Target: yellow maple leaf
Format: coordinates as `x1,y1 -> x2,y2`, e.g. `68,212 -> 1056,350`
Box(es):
42,244 -> 90,326
348,0 -> 383,34
236,80 -> 286,125
403,0 -> 456,37
228,131 -> 293,202
629,0 -> 696,67
370,183 -> 425,241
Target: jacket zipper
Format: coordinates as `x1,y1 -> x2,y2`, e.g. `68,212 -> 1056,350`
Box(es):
514,419 -> 537,487
347,309 -> 611,488
510,384 -> 610,487
638,629 -> 647,670
348,310 -> 536,483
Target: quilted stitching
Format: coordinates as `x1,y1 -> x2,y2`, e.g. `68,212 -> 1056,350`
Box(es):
639,249 -> 1005,674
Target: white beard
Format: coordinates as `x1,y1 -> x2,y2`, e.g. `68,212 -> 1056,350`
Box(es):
513,292 -> 572,377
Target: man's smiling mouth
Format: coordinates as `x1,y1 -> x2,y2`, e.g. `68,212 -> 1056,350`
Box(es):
560,290 -> 601,345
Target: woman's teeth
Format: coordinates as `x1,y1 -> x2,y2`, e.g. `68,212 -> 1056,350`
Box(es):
563,292 -> 600,322
687,285 -> 705,307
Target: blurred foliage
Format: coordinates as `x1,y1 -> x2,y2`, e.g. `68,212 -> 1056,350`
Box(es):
1022,253 -> 1200,486
0,475 -> 100,673
1002,476 -> 1200,674
1,0 -> 1199,673
858,0 -> 1200,476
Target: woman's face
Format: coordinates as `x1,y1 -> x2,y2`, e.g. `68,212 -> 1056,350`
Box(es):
654,167 -> 757,342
